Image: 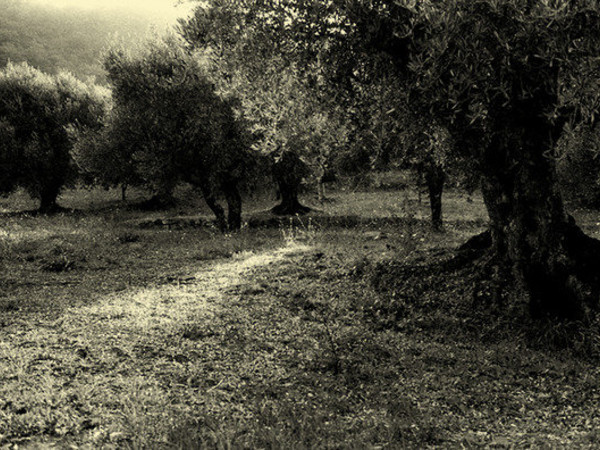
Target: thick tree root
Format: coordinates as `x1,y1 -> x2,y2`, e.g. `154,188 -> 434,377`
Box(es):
455,225 -> 600,319
458,229 -> 492,253
531,221 -> 600,319
271,202 -> 311,216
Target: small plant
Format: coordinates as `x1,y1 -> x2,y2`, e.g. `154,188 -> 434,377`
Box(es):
38,242 -> 85,272
280,216 -> 317,244
41,254 -> 76,272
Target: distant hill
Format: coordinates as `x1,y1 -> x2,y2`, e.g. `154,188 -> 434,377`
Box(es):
0,0 -> 186,83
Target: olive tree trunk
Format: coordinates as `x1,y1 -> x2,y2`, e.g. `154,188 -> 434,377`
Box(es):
271,151 -> 311,215
38,188 -> 61,213
201,186 -> 227,232
317,180 -> 326,203
424,163 -> 445,230
473,114 -> 600,319
223,182 -> 242,231
37,172 -> 65,213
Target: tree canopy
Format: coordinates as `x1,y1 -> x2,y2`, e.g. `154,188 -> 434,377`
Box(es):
95,38 -> 253,229
0,62 -> 107,211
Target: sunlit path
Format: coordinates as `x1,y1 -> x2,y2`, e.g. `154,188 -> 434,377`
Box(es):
0,242 -> 312,447
71,241 -> 312,332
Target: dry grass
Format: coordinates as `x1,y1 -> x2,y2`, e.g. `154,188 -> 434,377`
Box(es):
1,184 -> 600,448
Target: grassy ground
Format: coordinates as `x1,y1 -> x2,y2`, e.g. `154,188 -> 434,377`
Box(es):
1,186 -> 600,448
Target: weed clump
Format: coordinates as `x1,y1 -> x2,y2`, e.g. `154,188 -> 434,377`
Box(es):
0,299 -> 19,312
38,242 -> 86,272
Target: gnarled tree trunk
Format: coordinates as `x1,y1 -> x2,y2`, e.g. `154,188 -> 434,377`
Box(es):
471,110 -> 600,319
317,181 -> 326,204
317,162 -> 337,203
424,163 -> 445,230
201,186 -> 227,232
223,182 -> 242,231
38,188 -> 61,214
271,151 -> 311,215
37,174 -> 64,213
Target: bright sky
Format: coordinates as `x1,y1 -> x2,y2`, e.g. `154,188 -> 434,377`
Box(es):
27,0 -> 196,23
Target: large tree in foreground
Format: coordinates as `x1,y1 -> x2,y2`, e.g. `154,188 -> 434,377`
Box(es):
357,0 -> 600,318
0,62 -> 106,212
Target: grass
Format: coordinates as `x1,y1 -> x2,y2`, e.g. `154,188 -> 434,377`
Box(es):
1,184 -> 600,448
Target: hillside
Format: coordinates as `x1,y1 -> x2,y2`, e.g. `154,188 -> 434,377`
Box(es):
0,0 -> 187,82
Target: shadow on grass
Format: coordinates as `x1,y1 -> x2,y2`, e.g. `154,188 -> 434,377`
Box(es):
0,206 -> 81,218
366,246 -> 600,361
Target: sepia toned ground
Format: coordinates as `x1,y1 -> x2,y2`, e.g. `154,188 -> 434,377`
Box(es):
1,186 -> 600,448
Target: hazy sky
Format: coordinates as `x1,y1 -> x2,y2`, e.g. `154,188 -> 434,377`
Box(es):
27,0 -> 196,23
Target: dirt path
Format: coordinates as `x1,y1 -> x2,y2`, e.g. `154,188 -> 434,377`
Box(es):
0,242 -> 316,448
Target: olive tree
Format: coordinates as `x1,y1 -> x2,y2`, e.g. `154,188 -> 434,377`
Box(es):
179,1 -> 351,215
101,39 -> 253,230
357,0 -> 600,318
234,65 -> 349,213
0,62 -> 107,212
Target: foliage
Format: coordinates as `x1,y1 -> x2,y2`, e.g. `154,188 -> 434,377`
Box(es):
228,62 -> 349,178
0,62 -> 107,211
99,37 -> 253,204
0,119 -> 18,194
72,105 -> 142,194
557,123 -> 600,207
178,2 -> 352,195
345,0 -> 600,162
343,74 -> 406,171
